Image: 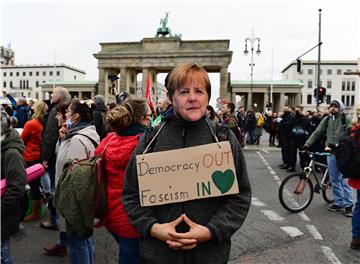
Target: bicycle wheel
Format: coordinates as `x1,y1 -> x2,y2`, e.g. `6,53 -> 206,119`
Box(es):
279,173 -> 314,213
322,175 -> 334,204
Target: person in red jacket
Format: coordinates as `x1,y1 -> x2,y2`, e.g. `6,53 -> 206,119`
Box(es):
349,116 -> 360,250
21,100 -> 48,222
94,97 -> 151,264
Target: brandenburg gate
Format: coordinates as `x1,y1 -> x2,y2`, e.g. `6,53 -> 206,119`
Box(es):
93,36 -> 232,102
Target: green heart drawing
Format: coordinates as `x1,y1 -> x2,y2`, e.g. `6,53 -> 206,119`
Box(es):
211,169 -> 235,194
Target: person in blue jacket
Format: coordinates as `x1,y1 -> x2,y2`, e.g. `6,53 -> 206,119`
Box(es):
4,92 -> 30,128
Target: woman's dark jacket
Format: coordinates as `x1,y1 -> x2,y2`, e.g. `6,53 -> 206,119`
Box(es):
122,116 -> 251,264
1,129 -> 27,240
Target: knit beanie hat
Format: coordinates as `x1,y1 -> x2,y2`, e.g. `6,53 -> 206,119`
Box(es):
329,99 -> 345,111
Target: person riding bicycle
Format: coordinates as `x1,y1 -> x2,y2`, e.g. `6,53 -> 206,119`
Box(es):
303,99 -> 353,217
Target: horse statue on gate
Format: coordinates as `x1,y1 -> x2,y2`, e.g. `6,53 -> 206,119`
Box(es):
155,12 -> 171,37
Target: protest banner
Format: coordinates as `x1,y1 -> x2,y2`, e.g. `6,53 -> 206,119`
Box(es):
136,141 -> 239,206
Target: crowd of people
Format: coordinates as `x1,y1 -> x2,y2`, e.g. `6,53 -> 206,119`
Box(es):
1,63 -> 251,264
1,62 -> 359,264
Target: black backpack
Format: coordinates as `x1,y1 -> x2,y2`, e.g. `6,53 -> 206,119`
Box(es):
335,128 -> 360,179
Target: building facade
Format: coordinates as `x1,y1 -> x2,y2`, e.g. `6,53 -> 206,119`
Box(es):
282,60 -> 359,114
230,80 -> 304,113
0,64 -> 86,99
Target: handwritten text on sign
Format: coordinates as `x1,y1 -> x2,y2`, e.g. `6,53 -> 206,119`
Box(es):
136,141 -> 239,206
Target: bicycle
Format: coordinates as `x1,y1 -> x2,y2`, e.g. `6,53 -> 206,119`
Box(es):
278,151 -> 334,213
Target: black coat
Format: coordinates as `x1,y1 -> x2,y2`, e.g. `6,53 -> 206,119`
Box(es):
1,129 -> 27,239
40,104 -> 60,162
122,117 -> 251,264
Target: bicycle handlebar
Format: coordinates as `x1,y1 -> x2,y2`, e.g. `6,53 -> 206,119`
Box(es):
299,150 -> 332,157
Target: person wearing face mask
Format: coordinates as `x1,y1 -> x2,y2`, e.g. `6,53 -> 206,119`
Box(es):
122,63 -> 251,264
303,99 -> 353,217
43,99 -> 100,263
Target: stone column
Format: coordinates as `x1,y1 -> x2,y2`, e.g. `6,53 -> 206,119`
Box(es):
219,67 -> 229,99
264,91 -> 270,112
126,69 -> 137,95
295,93 -> 301,106
78,91 -> 83,99
98,68 -> 106,97
149,69 -> 157,103
231,92 -> 237,104
279,92 -> 286,110
104,69 -> 109,101
120,68 -> 127,92
247,92 -> 252,111
142,68 -> 149,98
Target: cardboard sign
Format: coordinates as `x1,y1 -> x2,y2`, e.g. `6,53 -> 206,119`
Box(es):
136,141 -> 239,206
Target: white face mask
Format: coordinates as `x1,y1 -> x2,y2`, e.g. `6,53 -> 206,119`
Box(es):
65,118 -> 75,129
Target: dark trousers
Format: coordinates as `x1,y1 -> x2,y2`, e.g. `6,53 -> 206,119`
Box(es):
269,132 -> 276,146
279,135 -> 288,165
287,138 -> 298,169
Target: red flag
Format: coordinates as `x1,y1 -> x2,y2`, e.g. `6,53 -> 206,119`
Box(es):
145,71 -> 156,114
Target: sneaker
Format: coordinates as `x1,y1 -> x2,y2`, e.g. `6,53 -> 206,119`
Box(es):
328,204 -> 343,212
344,207 -> 353,217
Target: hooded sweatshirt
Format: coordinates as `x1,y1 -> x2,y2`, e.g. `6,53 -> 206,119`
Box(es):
1,129 -> 27,239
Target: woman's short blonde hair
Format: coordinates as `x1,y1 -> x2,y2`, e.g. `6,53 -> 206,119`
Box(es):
106,97 -> 148,132
166,62 -> 211,102
32,101 -> 48,123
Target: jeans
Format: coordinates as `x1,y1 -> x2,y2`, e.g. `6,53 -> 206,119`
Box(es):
111,232 -> 139,264
1,239 -> 12,264
247,129 -> 255,144
47,159 -> 57,225
58,231 -> 67,247
352,190 -> 360,238
327,154 -> 353,208
62,233 -> 94,264
41,171 -> 51,194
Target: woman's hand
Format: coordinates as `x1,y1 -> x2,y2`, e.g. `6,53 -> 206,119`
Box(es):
167,214 -> 212,250
150,214 -> 198,250
59,123 -> 68,140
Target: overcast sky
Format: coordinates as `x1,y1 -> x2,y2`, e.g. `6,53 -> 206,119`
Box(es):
1,0 -> 359,104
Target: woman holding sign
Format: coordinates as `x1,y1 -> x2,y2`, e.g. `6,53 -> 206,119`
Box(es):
123,63 -> 251,263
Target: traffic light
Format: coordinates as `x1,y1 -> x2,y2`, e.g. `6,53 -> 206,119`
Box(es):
296,59 -> 302,73
314,87 -> 326,103
318,87 -> 326,103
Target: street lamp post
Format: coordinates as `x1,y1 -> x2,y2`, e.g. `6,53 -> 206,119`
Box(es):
244,34 -> 261,110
